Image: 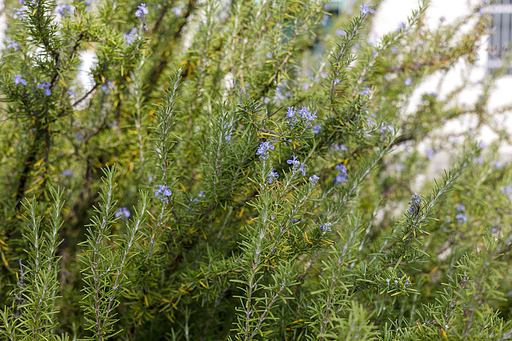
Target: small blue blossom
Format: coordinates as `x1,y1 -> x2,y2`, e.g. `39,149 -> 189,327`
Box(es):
405,77 -> 413,86
408,193 -> 421,214
477,156 -> 483,164
456,213 -> 467,224
7,40 -> 20,51
502,186 -> 512,195
396,164 -> 405,172
61,170 -> 73,177
256,141 -> 275,160
427,149 -> 434,160
287,106 -> 295,119
135,3 -> 149,17
19,0 -> 26,4
298,163 -> 307,176
268,169 -> 279,184
123,28 -> 138,45
13,8 -> 27,20
287,154 -> 298,165
302,83 -> 310,90
309,175 -> 319,184
155,185 -> 172,200
456,204 -> 465,212
320,223 -> 332,233
361,87 -> 371,95
57,4 -> 73,17
360,4 -> 375,14
102,80 -> 116,91
313,125 -> 321,134
334,144 -> 348,151
14,75 -> 27,85
68,89 -> 77,97
171,7 -> 182,15
334,164 -> 348,183
405,279 -> 411,286
380,124 -> 393,134
491,228 -> 497,233
320,71 -> 328,78
479,141 -> 486,148
115,207 -> 131,219
321,14 -> 329,26
495,161 -> 502,169
37,81 -> 52,96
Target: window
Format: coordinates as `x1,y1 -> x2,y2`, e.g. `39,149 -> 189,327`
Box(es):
488,0 -> 512,73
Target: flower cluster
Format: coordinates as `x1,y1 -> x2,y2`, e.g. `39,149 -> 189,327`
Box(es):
268,169 -> 279,184
13,7 -> 27,20
155,185 -> 172,201
360,4 -> 375,15
309,175 -> 319,184
256,141 -> 275,160
123,28 -> 138,45
115,207 -> 131,219
102,80 -> 116,91
334,164 -> 347,183
287,155 -> 306,176
320,222 -> 332,233
37,81 -> 52,96
7,40 -> 20,51
286,106 -> 317,127
14,75 -> 27,86
456,203 -> 467,224
408,193 -> 421,214
135,3 -> 148,18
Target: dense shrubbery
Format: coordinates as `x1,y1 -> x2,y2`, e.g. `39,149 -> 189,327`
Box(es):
1,0 -> 512,339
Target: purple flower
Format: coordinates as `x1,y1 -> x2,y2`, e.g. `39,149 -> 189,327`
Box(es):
268,169 -> 279,184
123,27 -> 138,45
334,164 -> 348,183
321,14 -> 329,26
479,141 -> 485,148
135,3 -> 149,17
320,223 -> 332,233
502,186 -> 512,195
102,80 -> 116,91
361,87 -> 371,95
7,40 -> 20,51
313,125 -> 321,134
287,106 -> 295,118
440,16 -> 446,22
256,141 -> 275,160
57,4 -> 73,17
61,170 -> 73,177
396,164 -> 405,172
19,0 -> 25,4
495,161 -> 502,169
302,83 -> 310,90
287,154 -> 298,165
427,149 -> 434,160
334,144 -> 348,151
68,89 -> 77,97
456,213 -> 467,224
13,8 -> 27,20
334,28 -> 345,37
298,163 -> 307,176
360,4 -> 375,14
456,204 -> 465,212
405,77 -> 413,86
171,7 -> 182,15
14,75 -> 27,85
155,185 -> 172,200
309,175 -> 319,184
115,207 -> 131,219
320,71 -> 328,78
477,156 -> 483,164
37,81 -> 52,96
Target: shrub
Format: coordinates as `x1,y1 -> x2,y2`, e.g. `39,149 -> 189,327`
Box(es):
1,0 -> 511,340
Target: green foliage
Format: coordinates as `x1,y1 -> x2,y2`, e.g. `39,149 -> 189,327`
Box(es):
1,0 -> 511,340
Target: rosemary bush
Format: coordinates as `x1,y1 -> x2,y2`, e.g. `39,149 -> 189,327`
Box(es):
1,0 -> 512,339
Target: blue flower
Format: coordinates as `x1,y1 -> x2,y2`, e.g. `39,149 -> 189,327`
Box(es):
361,87 -> 371,95
456,204 -> 465,212
57,4 -> 73,17
68,89 -> 77,97
502,186 -> 512,195
495,161 -> 502,169
405,77 -> 413,86
334,144 -> 348,151
360,4 -> 375,14
14,75 -> 27,85
313,125 -> 321,134
479,141 -> 485,148
427,148 -> 434,160
298,163 -> 306,176
155,185 -> 172,200
115,207 -> 131,219
123,28 -> 138,45
13,8 -> 27,20
477,156 -> 483,164
256,141 -> 275,160
286,106 -> 295,119
320,223 -> 332,233
309,175 -> 319,184
268,169 -> 279,184
37,81 -> 52,96
102,80 -> 116,91
287,154 -> 298,165
456,213 -> 467,224
408,193 -> 420,213
61,170 -> 73,177
396,164 -> 405,172
171,7 -> 182,15
135,3 -> 149,17
7,40 -> 20,51
334,164 -> 348,183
